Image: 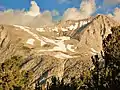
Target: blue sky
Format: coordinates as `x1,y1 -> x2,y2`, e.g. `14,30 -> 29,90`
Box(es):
0,0 -> 120,15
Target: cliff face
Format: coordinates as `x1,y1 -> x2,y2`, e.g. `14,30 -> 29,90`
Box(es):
0,15 -> 119,88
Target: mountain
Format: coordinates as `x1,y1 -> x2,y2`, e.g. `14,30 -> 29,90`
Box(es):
71,15 -> 119,53
0,14 -> 119,88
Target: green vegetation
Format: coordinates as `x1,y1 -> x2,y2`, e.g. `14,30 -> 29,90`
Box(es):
0,56 -> 33,90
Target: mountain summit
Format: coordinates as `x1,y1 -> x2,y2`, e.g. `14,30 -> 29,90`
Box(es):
69,15 -> 119,53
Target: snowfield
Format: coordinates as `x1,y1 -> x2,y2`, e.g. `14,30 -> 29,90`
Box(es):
26,38 -> 35,45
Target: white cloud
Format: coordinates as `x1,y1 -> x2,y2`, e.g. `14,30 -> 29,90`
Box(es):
62,0 -> 96,21
0,1 -> 54,27
29,10 -> 54,27
62,8 -> 84,21
108,7 -> 120,22
80,0 -> 96,17
26,1 -> 40,16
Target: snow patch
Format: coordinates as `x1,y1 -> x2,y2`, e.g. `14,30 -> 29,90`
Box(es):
82,21 -> 88,25
74,22 -> 79,29
56,36 -> 70,41
55,41 -> 66,52
36,28 -> 45,32
24,26 -> 30,29
91,48 -> 98,53
41,39 -> 47,46
53,45 -> 66,52
90,52 -> 97,55
79,21 -> 88,27
88,21 -> 90,23
67,23 -> 78,30
67,44 -> 75,52
108,28 -> 112,34
67,25 -> 74,30
26,38 -> 35,45
79,22 -> 83,27
52,27 -> 58,32
61,28 -> 68,31
51,40 -> 66,52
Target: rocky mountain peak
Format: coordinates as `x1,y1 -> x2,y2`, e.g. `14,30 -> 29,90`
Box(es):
69,14 -> 119,56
